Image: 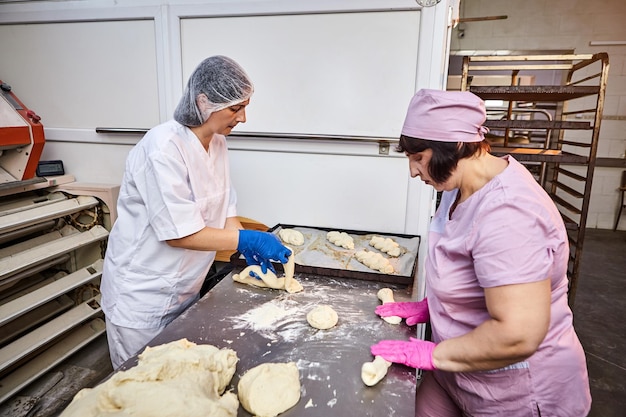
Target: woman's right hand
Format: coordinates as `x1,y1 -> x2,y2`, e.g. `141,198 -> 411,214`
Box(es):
237,230 -> 291,274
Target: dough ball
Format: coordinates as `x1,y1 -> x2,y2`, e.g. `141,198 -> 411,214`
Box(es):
278,229 -> 305,246
238,362 -> 300,417
306,305 -> 339,330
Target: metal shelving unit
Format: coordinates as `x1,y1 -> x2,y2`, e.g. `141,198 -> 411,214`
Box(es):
461,53 -> 610,306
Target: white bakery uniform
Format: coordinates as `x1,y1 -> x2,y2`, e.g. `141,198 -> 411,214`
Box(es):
101,120 -> 237,367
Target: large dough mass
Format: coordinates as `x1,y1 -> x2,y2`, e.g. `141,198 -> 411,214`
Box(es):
238,362 -> 301,417
59,339 -> 239,417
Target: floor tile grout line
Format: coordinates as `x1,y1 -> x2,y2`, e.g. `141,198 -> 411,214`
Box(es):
584,350 -> 626,372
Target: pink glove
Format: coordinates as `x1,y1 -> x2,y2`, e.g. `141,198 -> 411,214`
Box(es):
375,298 -> 429,326
370,337 -> 437,370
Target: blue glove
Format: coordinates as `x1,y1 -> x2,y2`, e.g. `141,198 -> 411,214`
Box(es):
237,230 -> 291,274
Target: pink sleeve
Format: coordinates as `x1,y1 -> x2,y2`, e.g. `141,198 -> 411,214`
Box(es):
468,197 -> 563,288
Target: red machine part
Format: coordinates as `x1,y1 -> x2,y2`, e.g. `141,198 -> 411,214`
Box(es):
0,80 -> 45,180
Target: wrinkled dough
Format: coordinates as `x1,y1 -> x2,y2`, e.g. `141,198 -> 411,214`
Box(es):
238,362 -> 300,417
370,236 -> 401,257
326,231 -> 355,250
233,250 -> 302,293
278,229 -> 305,246
355,250 -> 394,274
361,356 -> 392,386
377,288 -> 402,324
306,305 -> 339,329
59,339 -> 239,417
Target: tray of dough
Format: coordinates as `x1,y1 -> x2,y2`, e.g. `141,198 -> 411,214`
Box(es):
231,224 -> 420,286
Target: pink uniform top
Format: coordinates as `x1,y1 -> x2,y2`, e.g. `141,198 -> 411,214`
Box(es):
426,156 -> 591,415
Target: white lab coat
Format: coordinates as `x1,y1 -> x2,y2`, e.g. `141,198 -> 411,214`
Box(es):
101,120 -> 237,329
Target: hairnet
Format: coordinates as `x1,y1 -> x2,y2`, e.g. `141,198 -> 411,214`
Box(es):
401,89 -> 488,142
174,55 -> 254,127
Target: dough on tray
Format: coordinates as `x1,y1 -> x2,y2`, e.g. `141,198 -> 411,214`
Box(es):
238,362 -> 301,417
377,288 -> 402,324
361,355 -> 392,387
278,228 -> 305,246
59,339 -> 239,417
306,305 -> 339,329
233,249 -> 303,293
370,235 -> 401,257
326,230 -> 355,250
355,250 -> 394,274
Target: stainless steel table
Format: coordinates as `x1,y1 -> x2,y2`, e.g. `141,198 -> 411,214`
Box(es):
128,271 -> 417,416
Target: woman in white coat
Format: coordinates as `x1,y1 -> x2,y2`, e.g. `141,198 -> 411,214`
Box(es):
100,56 -> 290,369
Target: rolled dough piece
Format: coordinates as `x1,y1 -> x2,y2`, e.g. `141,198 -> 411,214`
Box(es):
377,288 -> 402,324
361,355 -> 392,387
238,362 -> 300,417
326,230 -> 355,250
306,305 -> 339,329
278,228 -> 305,246
355,250 -> 394,274
232,250 -> 303,293
59,339 -> 239,417
370,235 -> 402,257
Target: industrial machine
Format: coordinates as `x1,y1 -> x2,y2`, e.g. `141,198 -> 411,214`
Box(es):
0,82 -> 119,413
0,80 -> 45,184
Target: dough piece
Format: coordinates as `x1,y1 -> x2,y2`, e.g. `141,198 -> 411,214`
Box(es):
326,230 -> 355,250
306,305 -> 339,329
278,228 -> 305,246
355,250 -> 394,274
370,235 -> 402,257
59,339 -> 239,417
233,250 -> 303,293
361,356 -> 392,387
238,362 -> 300,417
377,288 -> 402,324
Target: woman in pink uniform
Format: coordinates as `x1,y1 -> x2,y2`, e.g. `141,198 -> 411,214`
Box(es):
371,89 -> 591,416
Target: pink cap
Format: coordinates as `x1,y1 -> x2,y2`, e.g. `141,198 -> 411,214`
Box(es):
401,89 -> 488,142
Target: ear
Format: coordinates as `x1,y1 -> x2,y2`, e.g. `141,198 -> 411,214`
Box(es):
196,93 -> 212,121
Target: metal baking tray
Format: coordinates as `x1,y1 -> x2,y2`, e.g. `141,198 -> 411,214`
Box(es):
231,224 -> 420,286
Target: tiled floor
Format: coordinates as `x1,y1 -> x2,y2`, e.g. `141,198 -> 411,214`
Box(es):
1,229 -> 624,417
572,228 -> 626,417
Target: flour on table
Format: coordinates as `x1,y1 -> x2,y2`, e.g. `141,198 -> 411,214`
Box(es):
59,339 -> 239,417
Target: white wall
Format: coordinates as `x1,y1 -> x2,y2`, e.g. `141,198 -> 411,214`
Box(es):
450,0 -> 626,230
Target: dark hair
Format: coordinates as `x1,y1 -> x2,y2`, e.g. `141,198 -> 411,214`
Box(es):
395,135 -> 491,183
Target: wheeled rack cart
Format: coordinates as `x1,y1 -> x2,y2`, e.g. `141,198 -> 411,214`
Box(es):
460,53 -> 610,306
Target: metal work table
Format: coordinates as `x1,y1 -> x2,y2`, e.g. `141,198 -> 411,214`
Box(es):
124,270 -> 417,416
